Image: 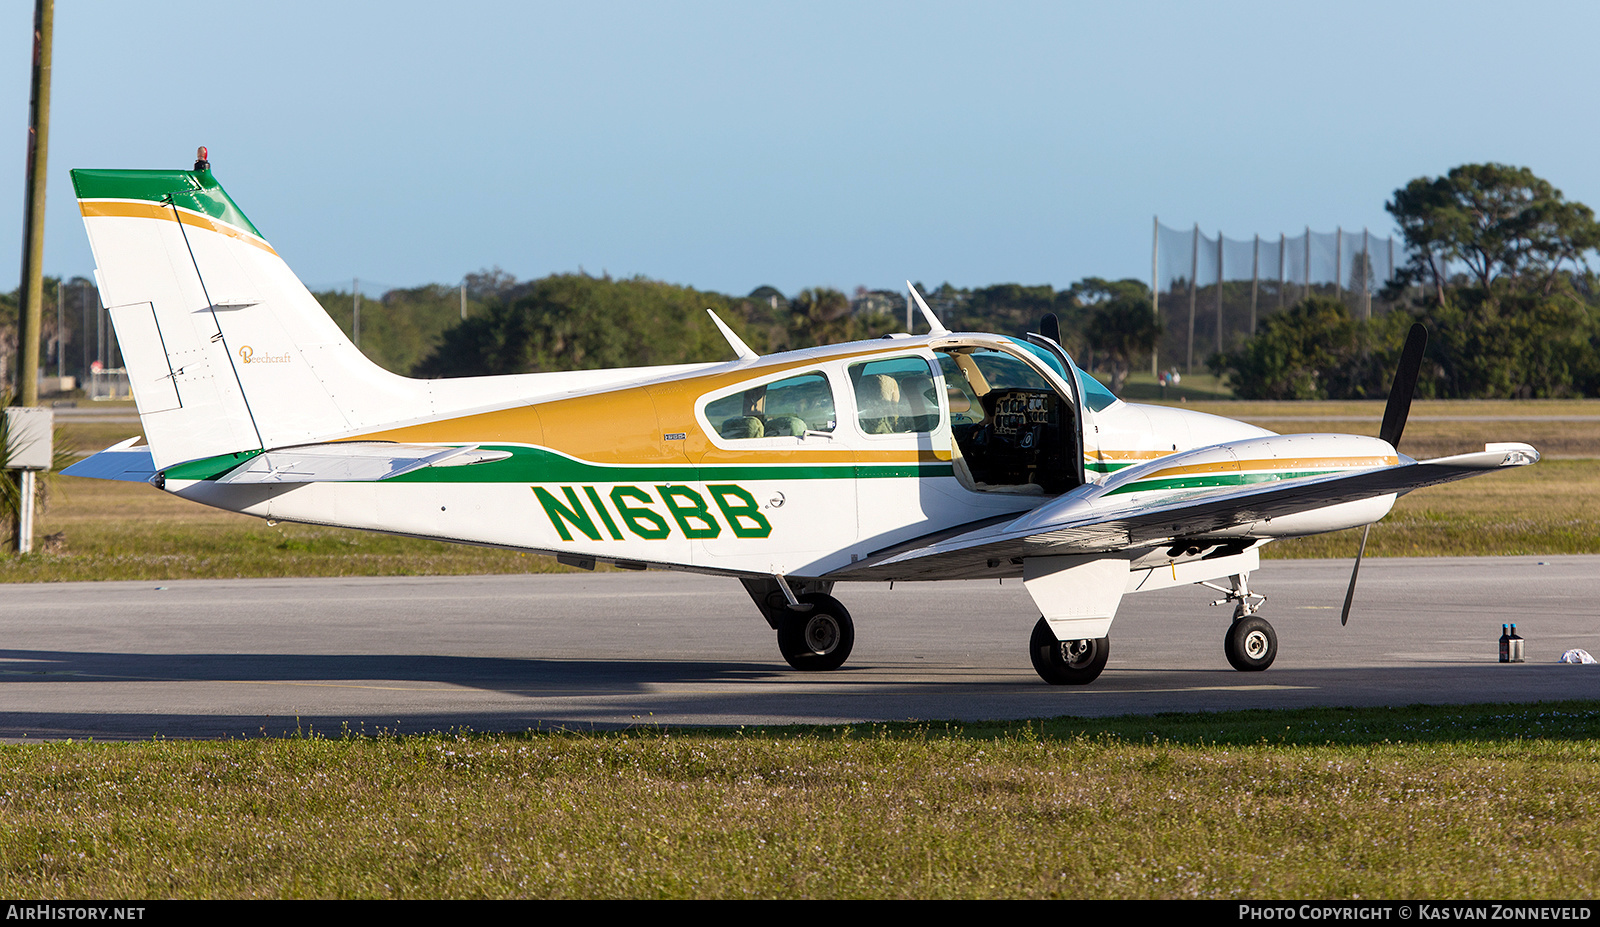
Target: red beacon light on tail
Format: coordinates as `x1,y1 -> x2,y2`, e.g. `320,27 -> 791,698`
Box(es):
194,146 -> 210,171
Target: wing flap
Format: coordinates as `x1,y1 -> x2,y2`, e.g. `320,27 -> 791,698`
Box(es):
831,442 -> 1538,581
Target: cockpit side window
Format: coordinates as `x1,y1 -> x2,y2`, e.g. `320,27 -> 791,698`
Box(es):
849,356 -> 940,435
704,371 -> 836,440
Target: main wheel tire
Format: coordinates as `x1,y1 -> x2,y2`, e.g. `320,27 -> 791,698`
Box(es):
1225,615 -> 1277,672
776,593 -> 855,671
1028,617 -> 1109,685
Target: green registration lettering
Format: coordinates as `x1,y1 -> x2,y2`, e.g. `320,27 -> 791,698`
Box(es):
611,485 -> 671,539
656,485 -> 722,539
532,486 -> 602,542
708,484 -> 772,538
583,485 -> 625,540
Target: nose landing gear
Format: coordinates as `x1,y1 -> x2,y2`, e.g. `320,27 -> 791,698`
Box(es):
1203,571 -> 1277,672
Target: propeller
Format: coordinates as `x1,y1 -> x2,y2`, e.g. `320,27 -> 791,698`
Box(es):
1340,322 -> 1428,625
1040,312 -> 1062,344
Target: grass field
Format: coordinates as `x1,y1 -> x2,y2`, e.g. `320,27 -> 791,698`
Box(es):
1,702 -> 1596,898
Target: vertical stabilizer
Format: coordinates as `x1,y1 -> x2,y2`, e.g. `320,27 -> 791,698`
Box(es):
73,167 -> 420,471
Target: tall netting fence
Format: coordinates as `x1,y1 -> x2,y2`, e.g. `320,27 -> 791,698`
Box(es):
1154,222 -> 1413,372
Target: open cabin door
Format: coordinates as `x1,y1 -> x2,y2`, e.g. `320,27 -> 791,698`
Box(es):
936,341 -> 1086,497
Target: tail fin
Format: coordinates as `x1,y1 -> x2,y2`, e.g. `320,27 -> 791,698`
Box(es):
73,167 -> 416,471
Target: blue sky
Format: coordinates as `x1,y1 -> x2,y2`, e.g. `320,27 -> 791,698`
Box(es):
6,1 -> 1600,297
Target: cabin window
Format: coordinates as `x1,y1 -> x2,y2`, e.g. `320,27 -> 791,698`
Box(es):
704,371 -> 836,440
849,356 -> 940,435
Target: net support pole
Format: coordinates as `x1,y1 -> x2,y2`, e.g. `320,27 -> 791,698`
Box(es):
1362,228 -> 1372,320
1335,226 -> 1343,303
1303,226 -> 1311,301
1187,223 -> 1198,374
1250,234 -> 1259,334
1279,234 -> 1286,310
1151,216 -> 1160,376
1215,231 -> 1224,355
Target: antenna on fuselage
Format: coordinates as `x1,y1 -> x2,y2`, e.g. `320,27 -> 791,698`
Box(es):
906,281 -> 949,336
705,308 -> 759,361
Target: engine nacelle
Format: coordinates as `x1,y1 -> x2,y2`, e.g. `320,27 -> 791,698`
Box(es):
1097,432 -> 1400,536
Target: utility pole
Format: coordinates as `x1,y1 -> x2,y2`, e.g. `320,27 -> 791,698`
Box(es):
79,281 -> 87,385
353,277 -> 361,349
9,0 -> 53,554
460,282 -> 466,321
15,0 -> 51,407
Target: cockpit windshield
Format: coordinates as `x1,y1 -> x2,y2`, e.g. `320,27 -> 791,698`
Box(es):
1005,337 -> 1119,412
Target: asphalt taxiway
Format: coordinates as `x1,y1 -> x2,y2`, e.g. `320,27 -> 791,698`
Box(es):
1,556 -> 1596,739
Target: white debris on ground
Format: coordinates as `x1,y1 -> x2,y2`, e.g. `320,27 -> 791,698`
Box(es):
1558,649 -> 1597,664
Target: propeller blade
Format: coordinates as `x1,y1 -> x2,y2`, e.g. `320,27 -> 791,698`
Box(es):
1340,524 -> 1371,626
1379,323 -> 1428,449
1040,312 -> 1061,344
1343,324 -> 1425,628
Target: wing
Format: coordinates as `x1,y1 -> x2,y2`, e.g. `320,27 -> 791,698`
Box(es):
830,442 -> 1538,581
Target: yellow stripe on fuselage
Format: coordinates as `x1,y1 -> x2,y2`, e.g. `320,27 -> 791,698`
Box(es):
79,199 -> 278,256
356,340 -> 956,467
1139,455 -> 1398,480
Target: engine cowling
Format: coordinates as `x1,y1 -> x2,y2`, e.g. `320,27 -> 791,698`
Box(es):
1096,433 -> 1401,537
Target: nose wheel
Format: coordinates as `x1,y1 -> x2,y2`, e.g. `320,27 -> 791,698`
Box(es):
1225,614 -> 1277,672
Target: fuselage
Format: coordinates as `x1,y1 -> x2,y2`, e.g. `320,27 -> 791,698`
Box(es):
164,330 -> 1392,579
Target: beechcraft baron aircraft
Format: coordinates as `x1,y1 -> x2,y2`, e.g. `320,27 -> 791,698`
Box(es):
64,153 -> 1539,684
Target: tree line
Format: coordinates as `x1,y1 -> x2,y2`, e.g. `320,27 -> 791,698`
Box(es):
1210,164 -> 1600,399
8,162 -> 1596,401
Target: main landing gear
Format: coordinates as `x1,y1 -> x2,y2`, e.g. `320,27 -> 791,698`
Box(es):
741,577 -> 857,672
1204,572 -> 1277,672
776,593 -> 855,671
1029,617 -> 1110,685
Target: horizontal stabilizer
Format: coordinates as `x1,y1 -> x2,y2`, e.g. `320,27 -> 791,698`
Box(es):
216,442 -> 511,484
61,438 -> 157,483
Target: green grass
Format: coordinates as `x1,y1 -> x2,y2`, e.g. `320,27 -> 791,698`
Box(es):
2,702 -> 1597,898
1266,458 -> 1600,558
1100,369 -> 1235,402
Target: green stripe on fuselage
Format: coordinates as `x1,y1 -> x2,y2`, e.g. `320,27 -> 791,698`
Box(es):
159,445 -> 954,484
1104,469 -> 1349,496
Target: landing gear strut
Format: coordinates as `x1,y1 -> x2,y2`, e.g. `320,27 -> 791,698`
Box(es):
1203,572 -> 1277,672
1029,617 -> 1109,685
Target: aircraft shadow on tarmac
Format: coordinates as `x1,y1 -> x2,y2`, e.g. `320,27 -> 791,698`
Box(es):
0,648 -> 792,693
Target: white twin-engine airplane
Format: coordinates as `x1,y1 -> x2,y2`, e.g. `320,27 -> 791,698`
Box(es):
65,156 -> 1539,685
